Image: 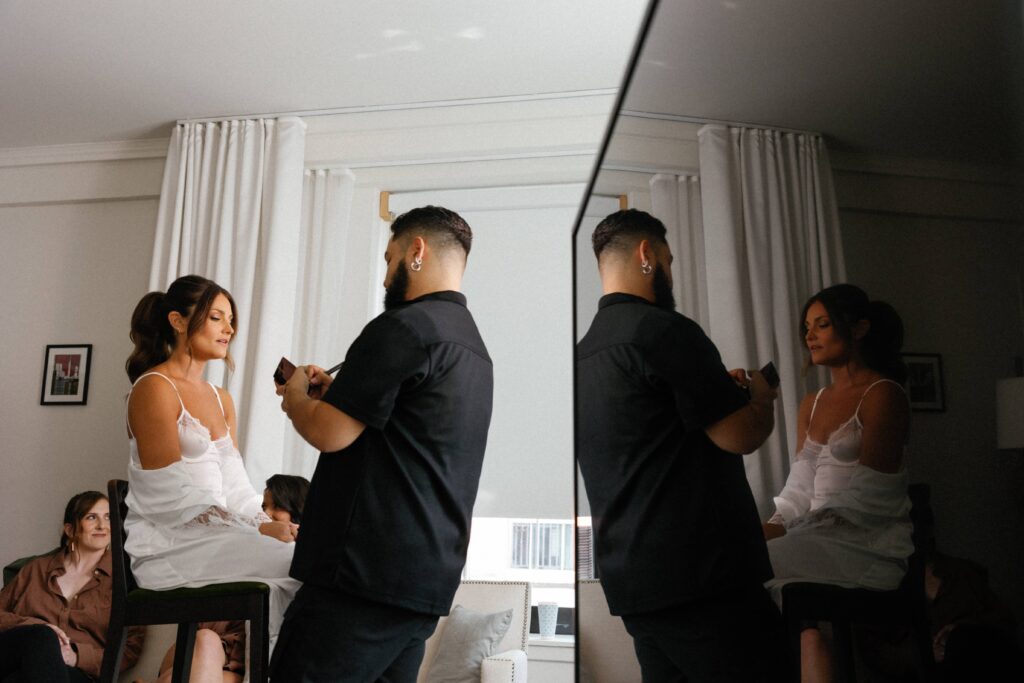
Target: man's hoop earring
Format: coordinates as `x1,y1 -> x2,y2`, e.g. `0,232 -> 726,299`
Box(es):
411,256 -> 423,272
641,260 -> 653,276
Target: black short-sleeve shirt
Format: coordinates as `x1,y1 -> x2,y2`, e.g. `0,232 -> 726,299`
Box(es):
576,293 -> 773,615
291,291 -> 493,615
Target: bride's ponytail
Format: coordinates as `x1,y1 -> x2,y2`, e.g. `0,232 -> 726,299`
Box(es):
126,291 -> 175,383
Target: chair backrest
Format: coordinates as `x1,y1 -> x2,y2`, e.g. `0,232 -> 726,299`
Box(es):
3,549 -> 59,587
106,480 -> 138,601
904,483 -> 940,676
577,579 -> 641,683
900,483 -> 933,602
417,580 -> 531,682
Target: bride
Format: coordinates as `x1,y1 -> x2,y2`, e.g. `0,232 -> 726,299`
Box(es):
124,275 -> 300,650
763,284 -> 913,682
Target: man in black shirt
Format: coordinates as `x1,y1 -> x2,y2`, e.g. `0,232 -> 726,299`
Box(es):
271,206 -> 493,682
577,209 -> 787,682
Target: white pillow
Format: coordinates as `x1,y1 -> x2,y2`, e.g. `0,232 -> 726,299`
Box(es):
425,604 -> 513,683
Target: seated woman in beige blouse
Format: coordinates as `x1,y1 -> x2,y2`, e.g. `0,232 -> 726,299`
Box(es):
0,491 -> 144,682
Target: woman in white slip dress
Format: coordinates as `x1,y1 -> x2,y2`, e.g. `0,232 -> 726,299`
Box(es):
124,275 -> 300,672
762,284 -> 913,683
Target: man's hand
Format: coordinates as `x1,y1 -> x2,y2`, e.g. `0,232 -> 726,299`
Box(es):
279,364 -> 312,414
762,522 -> 786,541
277,364 -> 335,409
277,362 -> 366,453
727,368 -> 749,390
304,364 -> 334,400
705,368 -> 778,454
747,369 -> 778,406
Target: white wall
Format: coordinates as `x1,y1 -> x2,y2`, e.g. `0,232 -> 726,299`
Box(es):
0,155 -> 161,563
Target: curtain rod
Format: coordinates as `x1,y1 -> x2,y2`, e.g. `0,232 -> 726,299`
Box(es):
618,109 -> 821,137
177,89 -> 618,125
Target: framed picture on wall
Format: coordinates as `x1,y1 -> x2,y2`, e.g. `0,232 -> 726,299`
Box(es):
40,344 -> 92,405
902,353 -> 945,412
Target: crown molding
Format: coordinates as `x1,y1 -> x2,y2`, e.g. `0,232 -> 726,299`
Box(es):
829,151 -> 1024,187
181,89 -> 618,125
0,138 -> 168,168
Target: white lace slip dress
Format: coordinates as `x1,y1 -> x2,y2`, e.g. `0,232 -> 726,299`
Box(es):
124,372 -> 300,644
764,379 -> 914,603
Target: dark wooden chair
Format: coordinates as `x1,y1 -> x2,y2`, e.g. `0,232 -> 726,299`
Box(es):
101,479 -> 271,683
781,483 -> 937,683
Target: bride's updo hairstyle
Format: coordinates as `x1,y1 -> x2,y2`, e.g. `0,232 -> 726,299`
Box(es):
126,275 -> 238,383
801,283 -> 907,384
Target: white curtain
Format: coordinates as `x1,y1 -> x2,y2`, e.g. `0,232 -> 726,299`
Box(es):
281,168 -> 357,478
650,174 -> 709,329
673,125 -> 845,515
150,117 -> 306,487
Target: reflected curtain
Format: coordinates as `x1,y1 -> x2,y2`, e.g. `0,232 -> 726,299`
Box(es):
695,125 -> 845,514
150,117 -> 306,487
650,173 -> 709,329
281,168 -> 357,478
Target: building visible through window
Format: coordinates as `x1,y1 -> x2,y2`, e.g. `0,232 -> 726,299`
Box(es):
464,518 -> 575,612
511,521 -> 573,570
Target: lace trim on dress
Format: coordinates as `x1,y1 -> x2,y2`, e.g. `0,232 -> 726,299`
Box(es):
181,505 -> 263,530
180,410 -> 231,445
787,506 -> 859,532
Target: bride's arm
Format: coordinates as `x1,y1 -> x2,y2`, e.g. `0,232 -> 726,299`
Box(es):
764,393 -> 818,538
857,381 -> 909,474
128,375 -> 184,469
216,389 -> 297,542
215,388 -> 265,518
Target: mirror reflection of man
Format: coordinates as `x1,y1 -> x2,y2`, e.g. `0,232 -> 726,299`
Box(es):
577,209 -> 788,682
271,206 -> 494,682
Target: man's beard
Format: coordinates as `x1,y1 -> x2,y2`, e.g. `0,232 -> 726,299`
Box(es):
383,261 -> 410,311
653,262 -> 676,311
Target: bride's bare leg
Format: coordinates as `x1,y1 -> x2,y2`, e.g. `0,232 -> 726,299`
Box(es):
801,627 -> 833,683
152,629 -> 233,683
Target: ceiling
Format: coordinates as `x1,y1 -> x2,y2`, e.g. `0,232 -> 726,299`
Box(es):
623,0 -> 1024,167
0,0 -> 648,149
5,1 -> 1020,168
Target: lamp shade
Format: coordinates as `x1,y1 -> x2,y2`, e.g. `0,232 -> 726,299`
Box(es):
996,377 -> 1024,449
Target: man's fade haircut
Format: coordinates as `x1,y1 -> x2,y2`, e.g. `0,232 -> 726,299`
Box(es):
390,205 -> 472,257
591,209 -> 668,260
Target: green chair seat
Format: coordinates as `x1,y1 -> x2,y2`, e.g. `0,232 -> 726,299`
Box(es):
2,548 -> 59,587
126,581 -> 270,603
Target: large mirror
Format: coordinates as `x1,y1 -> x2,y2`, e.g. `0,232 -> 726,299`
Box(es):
0,2 -> 650,681
575,1 -> 1024,680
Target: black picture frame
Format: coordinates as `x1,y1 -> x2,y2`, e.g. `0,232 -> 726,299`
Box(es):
40,344 -> 92,405
902,353 -> 945,412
